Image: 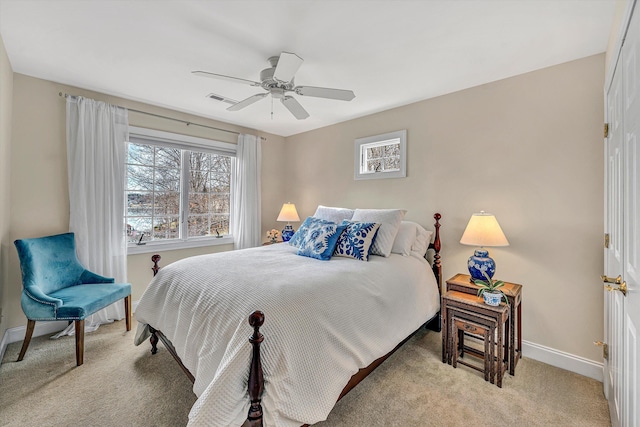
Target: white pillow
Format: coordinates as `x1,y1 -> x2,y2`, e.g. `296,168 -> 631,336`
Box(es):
411,224 -> 434,259
391,221 -> 419,256
313,205 -> 355,223
351,208 -> 406,257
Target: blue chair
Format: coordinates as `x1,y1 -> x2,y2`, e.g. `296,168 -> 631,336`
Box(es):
14,232 -> 132,366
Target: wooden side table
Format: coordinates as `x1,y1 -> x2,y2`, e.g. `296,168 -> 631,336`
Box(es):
446,273 -> 522,375
442,291 -> 510,387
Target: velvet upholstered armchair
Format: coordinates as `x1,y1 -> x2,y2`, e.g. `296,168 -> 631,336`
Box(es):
14,232 -> 132,366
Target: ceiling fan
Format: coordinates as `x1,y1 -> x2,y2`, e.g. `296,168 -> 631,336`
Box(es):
193,52 -> 355,120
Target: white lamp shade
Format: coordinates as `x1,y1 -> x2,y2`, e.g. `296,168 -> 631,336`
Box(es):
460,212 -> 509,247
277,203 -> 300,222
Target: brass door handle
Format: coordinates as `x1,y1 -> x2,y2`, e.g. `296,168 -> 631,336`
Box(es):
602,274 -> 622,284
605,281 -> 627,296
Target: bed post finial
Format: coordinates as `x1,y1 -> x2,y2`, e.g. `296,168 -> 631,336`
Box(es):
151,254 -> 161,277
247,310 -> 265,427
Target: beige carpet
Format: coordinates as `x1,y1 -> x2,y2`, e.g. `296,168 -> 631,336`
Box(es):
0,319 -> 610,427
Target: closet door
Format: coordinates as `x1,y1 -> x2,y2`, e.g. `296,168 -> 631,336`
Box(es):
604,56 -> 624,427
621,8 -> 639,426
605,6 -> 640,427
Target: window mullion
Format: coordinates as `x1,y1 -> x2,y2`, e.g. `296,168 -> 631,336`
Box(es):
180,150 -> 190,240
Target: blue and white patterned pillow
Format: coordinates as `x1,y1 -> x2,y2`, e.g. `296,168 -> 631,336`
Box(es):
334,221 -> 381,261
296,219 -> 347,261
289,216 -> 326,248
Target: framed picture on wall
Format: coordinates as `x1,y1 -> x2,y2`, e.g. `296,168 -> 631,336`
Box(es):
354,129 -> 407,180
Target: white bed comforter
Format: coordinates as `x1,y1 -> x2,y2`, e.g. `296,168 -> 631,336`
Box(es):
134,243 -> 440,427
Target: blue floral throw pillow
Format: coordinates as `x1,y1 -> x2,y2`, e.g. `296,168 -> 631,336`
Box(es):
296,219 -> 347,261
289,216 -> 315,248
334,221 -> 381,261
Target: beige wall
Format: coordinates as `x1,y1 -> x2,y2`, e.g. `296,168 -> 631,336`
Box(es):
6,73 -> 286,329
0,34 -> 14,340
286,54 -> 605,362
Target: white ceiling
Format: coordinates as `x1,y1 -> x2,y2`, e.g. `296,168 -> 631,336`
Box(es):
0,0 -> 616,137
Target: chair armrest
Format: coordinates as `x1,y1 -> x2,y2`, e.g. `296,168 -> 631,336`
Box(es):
24,286 -> 63,308
80,270 -> 115,284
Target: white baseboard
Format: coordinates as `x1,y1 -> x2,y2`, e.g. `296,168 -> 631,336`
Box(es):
522,340 -> 604,382
0,321 -> 68,363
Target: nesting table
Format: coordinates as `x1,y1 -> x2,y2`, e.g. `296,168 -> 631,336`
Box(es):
445,273 -> 523,375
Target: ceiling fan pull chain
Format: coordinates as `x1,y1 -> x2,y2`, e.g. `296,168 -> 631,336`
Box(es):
271,96 -> 274,120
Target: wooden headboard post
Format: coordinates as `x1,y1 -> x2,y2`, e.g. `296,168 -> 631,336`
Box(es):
428,213 -> 442,292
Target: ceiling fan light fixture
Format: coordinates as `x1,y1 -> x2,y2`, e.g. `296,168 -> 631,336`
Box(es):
270,88 -> 285,99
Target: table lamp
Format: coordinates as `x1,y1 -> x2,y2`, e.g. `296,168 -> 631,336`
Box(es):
277,202 -> 300,242
460,211 -> 509,281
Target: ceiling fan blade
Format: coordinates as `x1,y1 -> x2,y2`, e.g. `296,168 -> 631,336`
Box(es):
295,86 -> 355,101
281,96 -> 309,120
273,52 -> 303,83
227,93 -> 268,111
192,71 -> 261,87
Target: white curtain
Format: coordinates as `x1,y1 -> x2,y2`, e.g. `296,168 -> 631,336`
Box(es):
56,96 -> 128,337
231,134 -> 262,249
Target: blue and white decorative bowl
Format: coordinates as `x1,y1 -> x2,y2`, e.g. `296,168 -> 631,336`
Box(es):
483,292 -> 502,306
467,249 -> 496,281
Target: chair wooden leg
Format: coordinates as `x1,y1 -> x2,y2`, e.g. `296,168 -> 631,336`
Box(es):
125,295 -> 132,332
17,320 -> 36,362
75,319 -> 84,366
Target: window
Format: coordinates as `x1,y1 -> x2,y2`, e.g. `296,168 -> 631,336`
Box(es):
354,130 -> 406,180
125,127 -> 236,253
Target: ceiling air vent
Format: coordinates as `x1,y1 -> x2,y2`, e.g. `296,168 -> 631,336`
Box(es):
206,93 -> 237,105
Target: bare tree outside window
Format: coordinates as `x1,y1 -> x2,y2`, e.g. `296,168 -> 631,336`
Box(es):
188,152 -> 231,238
364,142 -> 400,173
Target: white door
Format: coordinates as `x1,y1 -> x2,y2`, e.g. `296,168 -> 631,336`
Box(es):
605,55 -> 625,427
621,9 -> 639,426
605,6 -> 640,427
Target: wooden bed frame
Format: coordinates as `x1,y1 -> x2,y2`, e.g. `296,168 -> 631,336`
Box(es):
146,213 -> 442,427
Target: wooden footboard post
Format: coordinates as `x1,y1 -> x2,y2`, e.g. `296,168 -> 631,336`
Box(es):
149,255 -> 161,355
247,311 -> 265,427
151,254 -> 161,277
149,326 -> 159,355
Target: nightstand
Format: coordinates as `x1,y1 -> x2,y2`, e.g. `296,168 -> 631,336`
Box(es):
442,290 -> 509,387
446,273 -> 522,375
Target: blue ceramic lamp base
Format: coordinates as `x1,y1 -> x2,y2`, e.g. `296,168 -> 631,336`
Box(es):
281,224 -> 295,242
467,248 -> 496,281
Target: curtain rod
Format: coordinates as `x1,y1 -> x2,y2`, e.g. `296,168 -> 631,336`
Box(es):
58,92 -> 266,140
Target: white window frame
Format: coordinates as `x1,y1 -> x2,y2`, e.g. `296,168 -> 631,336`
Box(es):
126,126 -> 236,254
354,130 -> 407,180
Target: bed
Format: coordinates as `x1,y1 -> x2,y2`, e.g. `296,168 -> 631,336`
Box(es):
134,212 -> 442,426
